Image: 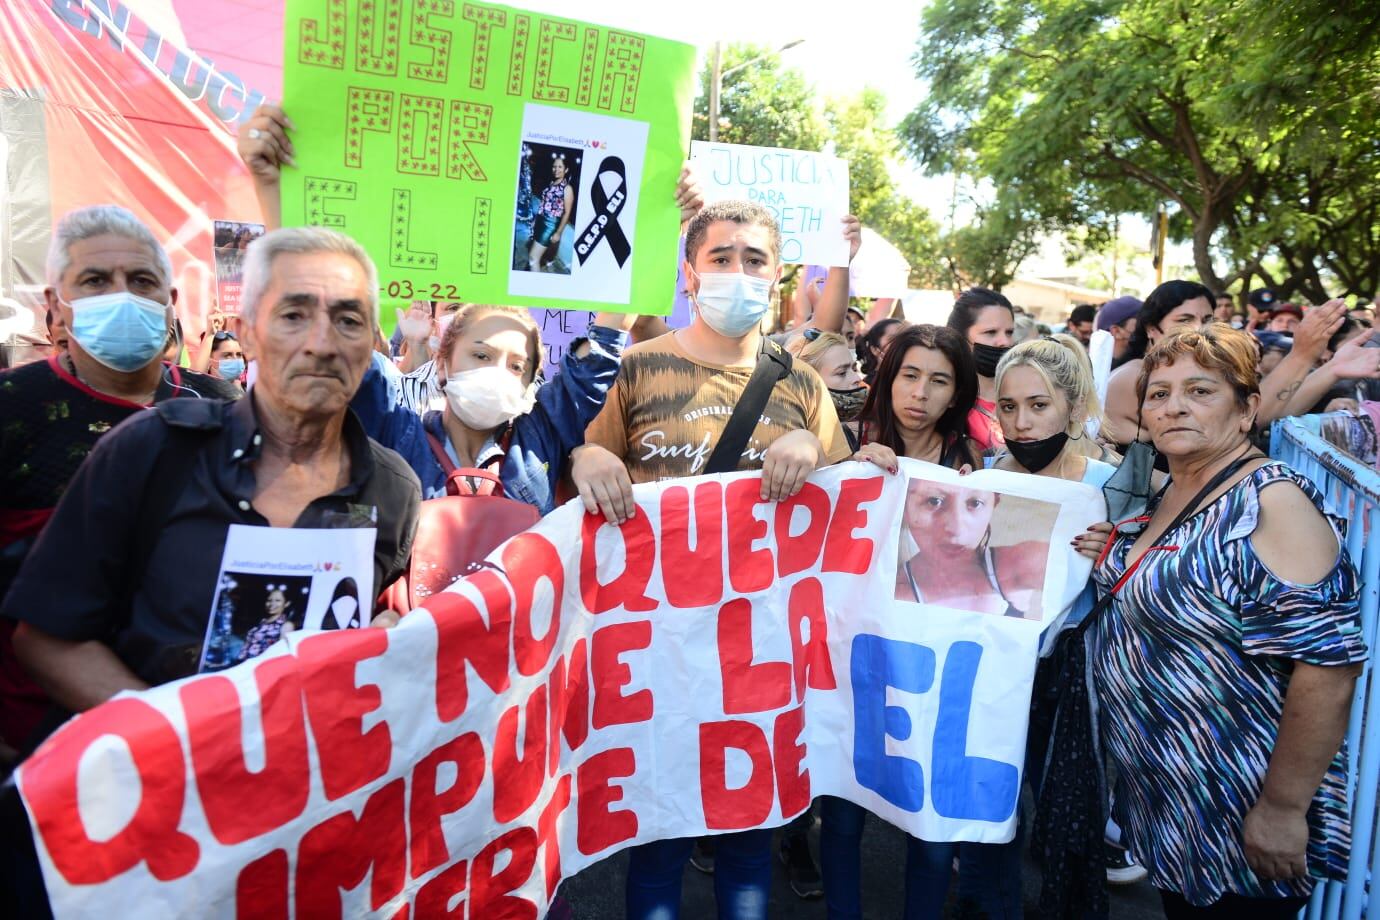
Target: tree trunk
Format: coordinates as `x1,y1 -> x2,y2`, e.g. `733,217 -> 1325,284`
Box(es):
1191,205 -> 1224,292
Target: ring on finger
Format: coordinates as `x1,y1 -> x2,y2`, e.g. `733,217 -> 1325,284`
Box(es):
247,128 -> 263,140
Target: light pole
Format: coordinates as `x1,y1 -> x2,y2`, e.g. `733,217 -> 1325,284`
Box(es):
707,39 -> 805,142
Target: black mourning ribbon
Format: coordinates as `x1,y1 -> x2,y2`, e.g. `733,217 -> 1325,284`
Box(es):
575,156 -> 632,268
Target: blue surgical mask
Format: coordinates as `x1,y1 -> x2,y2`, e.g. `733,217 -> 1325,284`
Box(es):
691,270 -> 773,337
217,357 -> 245,380
63,291 -> 170,372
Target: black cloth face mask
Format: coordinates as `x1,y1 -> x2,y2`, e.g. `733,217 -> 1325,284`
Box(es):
972,342 -> 1011,377
1006,431 -> 1069,473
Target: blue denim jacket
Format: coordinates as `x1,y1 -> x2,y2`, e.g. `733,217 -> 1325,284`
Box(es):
351,324 -> 627,513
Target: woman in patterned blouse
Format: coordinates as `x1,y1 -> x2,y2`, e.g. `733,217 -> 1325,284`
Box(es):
527,153 -> 575,272
1091,324 -> 1366,919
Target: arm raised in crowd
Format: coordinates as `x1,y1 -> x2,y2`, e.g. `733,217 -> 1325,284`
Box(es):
237,104 -> 295,231
1279,328 -> 1380,418
800,216 -> 862,335
396,304 -> 435,375
520,317 -> 630,472
1256,299 -> 1345,426
630,165 -> 710,344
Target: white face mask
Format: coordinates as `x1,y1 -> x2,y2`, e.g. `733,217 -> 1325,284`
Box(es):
691,270 -> 773,337
443,365 -> 537,430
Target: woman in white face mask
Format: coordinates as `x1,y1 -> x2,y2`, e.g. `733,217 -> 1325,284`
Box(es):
433,305 -> 542,475
355,303 -> 629,513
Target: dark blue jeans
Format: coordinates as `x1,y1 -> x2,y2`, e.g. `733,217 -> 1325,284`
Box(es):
819,796 -> 1023,920
624,829 -> 774,920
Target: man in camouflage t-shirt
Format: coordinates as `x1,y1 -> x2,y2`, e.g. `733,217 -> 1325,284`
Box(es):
576,201 -> 851,520
571,200 -> 850,919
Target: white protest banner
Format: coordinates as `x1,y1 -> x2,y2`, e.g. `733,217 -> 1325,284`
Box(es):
16,461 -> 1101,918
690,141 -> 851,266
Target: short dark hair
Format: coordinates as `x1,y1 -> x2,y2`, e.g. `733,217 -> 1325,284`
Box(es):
1069,304 -> 1097,326
684,200 -> 781,266
946,287 -> 1014,340
860,323 -> 977,467
1127,279 -> 1214,361
857,317 -> 903,378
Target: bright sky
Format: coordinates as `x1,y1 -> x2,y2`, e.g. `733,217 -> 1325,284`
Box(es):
514,0 -> 930,121
512,0 -> 953,206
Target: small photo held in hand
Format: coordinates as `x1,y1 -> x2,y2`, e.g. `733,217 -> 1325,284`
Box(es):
200,572 -> 311,672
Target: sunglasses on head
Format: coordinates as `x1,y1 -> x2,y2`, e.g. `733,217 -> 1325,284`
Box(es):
213,330 -> 237,342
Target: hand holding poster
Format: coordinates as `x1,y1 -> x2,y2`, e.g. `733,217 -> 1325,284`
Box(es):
690,141 -> 851,266
280,0 -> 696,314
17,461 -> 1102,918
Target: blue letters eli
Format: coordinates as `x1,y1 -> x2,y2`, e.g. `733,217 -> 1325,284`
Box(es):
930,641 -> 1020,822
850,634 -> 934,812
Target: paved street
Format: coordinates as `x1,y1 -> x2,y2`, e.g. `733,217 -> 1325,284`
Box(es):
560,812 -> 1162,919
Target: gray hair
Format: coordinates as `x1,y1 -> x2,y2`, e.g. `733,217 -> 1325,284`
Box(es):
240,227 -> 379,325
45,205 -> 173,288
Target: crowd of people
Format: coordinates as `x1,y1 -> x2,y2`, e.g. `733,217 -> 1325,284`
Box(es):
0,101 -> 1375,920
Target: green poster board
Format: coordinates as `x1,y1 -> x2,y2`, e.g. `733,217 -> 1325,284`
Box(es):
282,0 -> 695,314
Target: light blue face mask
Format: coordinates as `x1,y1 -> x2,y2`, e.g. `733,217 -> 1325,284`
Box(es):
216,358 -> 246,380
63,291 -> 170,372
691,269 -> 773,337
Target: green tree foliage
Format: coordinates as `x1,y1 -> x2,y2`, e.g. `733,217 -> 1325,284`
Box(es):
903,0 -> 1380,300
826,89 -> 945,287
692,46 -> 945,288
691,44 -> 827,150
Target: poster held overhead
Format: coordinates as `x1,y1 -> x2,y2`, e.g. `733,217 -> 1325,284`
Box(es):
689,140 -> 850,267
280,0 -> 696,315
211,220 -> 265,314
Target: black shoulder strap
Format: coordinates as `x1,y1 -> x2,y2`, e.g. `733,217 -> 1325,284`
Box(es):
703,342 -> 793,475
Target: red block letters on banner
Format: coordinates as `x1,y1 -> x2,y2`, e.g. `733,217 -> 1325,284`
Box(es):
181,655 -> 309,845
717,598 -> 792,714
470,827 -> 539,920
699,720 -> 775,829
299,630 -> 392,801
295,778 -> 407,916
235,849 -> 289,920
22,697 -> 199,884
576,747 -> 639,855
409,733 -> 487,878
503,533 -> 564,677
659,482 -> 725,607
432,579 -> 514,722
493,684 -> 549,822
591,621 -> 653,729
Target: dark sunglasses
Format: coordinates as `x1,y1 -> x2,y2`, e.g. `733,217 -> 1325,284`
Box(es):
213,330 -> 238,342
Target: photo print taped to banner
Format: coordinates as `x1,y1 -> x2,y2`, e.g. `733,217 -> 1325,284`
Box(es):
508,104 -> 647,304
895,478 -> 1058,620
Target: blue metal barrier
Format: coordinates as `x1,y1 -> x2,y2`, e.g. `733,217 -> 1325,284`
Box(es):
1272,417 -> 1380,920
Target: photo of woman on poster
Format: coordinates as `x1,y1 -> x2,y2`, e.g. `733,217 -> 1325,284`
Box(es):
236,584 -> 301,662
514,143 -> 580,274
896,478 -> 1054,619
